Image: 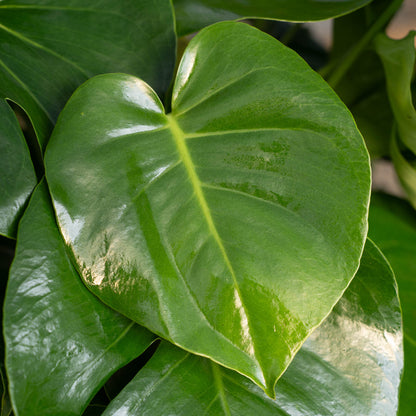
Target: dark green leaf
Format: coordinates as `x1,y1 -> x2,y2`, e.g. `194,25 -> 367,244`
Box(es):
102,240 -> 403,416
172,0 -> 375,36
369,193 -> 416,415
0,0 -> 176,150
0,237 -> 14,416
0,369 -> 12,416
45,22 -> 371,395
4,181 -> 156,416
0,100 -> 36,238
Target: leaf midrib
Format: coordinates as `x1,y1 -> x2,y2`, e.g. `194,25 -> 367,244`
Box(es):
211,362 -> 231,416
166,114 -> 259,365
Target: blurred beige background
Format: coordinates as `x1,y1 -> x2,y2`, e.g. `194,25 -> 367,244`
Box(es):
387,0 -> 416,41
307,0 -> 415,198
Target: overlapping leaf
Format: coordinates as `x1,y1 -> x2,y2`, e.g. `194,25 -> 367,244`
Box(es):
369,193 -> 416,415
172,0 -> 375,36
0,0 -> 176,241
0,0 -> 176,149
45,22 -> 371,395
4,182 -> 156,416
101,241 -> 403,416
0,100 -> 36,238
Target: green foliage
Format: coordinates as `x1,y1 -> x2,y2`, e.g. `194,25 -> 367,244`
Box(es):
0,101 -> 36,238
5,181 -> 156,415
375,32 -> 416,208
173,0 -> 375,35
99,241 -> 403,416
0,0 -> 414,415
369,193 -> 416,415
44,23 -> 370,395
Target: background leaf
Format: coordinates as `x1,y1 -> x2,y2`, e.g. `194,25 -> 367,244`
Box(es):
101,240 -> 403,416
369,193 -> 416,415
375,31 -> 416,207
0,236 -> 14,416
45,22 -> 371,396
375,31 -> 416,154
0,0 -> 176,150
4,181 -> 156,416
172,0 -> 375,36
325,0 -> 403,157
0,100 -> 36,238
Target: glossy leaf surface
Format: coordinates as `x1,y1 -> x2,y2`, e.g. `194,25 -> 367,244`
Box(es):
4,182 -> 156,416
45,22 -> 371,395
0,0 -> 175,149
172,0 -> 374,36
369,193 -> 416,415
102,240 -> 403,416
0,100 -> 36,238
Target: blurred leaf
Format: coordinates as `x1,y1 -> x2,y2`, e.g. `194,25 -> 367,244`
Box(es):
0,369 -> 12,416
391,130 -> 416,206
327,0 -> 403,157
369,193 -> 416,415
375,31 -> 416,153
375,32 -> 416,206
4,181 -> 156,416
172,0 -> 375,36
45,22 -> 371,396
101,240 -> 403,416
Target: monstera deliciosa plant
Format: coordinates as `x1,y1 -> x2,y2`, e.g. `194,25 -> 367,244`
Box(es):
0,0 -> 414,415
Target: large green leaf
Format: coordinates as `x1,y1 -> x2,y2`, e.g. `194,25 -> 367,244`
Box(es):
3,181 -> 156,416
45,22 -> 371,395
172,0 -> 375,36
0,0 -> 176,150
0,100 -> 36,238
102,240 -> 403,415
369,193 -> 416,415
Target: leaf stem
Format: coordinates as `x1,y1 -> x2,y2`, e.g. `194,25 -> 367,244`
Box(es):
325,0 -> 403,88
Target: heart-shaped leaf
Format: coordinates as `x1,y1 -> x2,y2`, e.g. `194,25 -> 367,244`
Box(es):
172,0 -> 375,36
45,22 -> 371,395
0,0 -> 176,149
0,100 -> 36,238
101,240 -> 403,416
4,181 -> 156,416
369,193 -> 416,415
